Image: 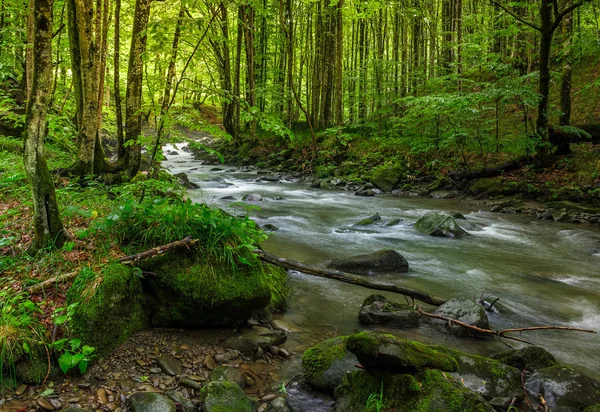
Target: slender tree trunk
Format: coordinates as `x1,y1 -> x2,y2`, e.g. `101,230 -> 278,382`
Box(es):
124,0 -> 152,177
114,0 -> 124,160
24,0 -> 66,249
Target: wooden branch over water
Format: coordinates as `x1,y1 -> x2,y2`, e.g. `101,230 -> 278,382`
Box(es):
120,236 -> 198,264
417,308 -> 597,343
255,249 -> 447,307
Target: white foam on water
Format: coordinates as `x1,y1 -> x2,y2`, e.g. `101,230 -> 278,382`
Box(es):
568,300 -> 600,330
472,224 -> 533,245
551,274 -> 588,286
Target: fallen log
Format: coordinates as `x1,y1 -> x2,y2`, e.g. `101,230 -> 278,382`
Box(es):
27,271 -> 78,294
417,307 -> 596,345
448,155 -> 529,181
255,249 -> 447,307
120,236 -> 198,264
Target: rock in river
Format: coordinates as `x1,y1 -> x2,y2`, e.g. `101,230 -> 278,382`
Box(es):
174,172 -> 199,189
243,193 -> 263,201
525,366 -> 600,411
431,298 -> 490,337
326,250 -> 409,275
302,336 -> 359,391
414,212 -> 469,237
358,294 -> 420,328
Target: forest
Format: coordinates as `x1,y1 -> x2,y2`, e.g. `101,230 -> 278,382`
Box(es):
1,0 -> 600,411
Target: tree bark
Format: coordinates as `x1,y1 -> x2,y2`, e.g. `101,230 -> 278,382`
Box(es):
124,0 -> 152,178
24,0 -> 66,249
114,0 -> 124,160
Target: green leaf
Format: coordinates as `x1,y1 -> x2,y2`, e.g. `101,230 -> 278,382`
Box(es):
69,338 -> 81,351
39,388 -> 54,397
54,314 -> 68,325
22,342 -> 30,353
78,359 -> 89,374
58,352 -> 73,374
82,345 -> 95,356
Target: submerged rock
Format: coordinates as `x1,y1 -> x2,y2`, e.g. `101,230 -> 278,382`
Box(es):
414,212 -> 469,237
174,172 -> 200,189
302,336 -> 359,391
491,346 -> 558,372
326,250 -> 409,275
431,298 -> 490,337
243,193 -> 263,202
358,294 -> 420,328
353,213 -> 382,226
265,396 -> 293,412
525,366 -> 600,411
129,392 -> 176,412
200,381 -> 254,412
210,366 -> 246,388
225,326 -> 286,354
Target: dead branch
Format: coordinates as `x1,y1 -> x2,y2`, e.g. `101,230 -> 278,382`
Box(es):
27,271 -> 78,294
120,236 -> 198,264
255,249 -> 447,306
417,308 -> 597,343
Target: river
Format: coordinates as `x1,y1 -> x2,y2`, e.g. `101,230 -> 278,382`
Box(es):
163,143 -> 600,380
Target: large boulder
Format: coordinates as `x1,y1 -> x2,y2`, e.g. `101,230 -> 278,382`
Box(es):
302,336 -> 359,391
210,366 -> 246,388
491,346 -> 558,372
345,332 -> 458,373
200,381 -> 254,412
174,172 -> 200,189
414,212 -> 469,237
334,369 -> 494,412
68,264 -> 151,356
370,164 -> 405,193
525,366 -> 600,411
129,392 -> 176,412
431,298 -> 490,337
358,295 -> 420,328
142,252 -> 289,328
225,326 -> 287,354
326,250 -> 409,275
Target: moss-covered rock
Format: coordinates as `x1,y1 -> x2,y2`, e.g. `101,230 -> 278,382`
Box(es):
370,164 -> 405,193
14,350 -> 52,385
210,366 -> 246,388
545,200 -> 600,214
414,212 -> 469,237
584,405 -> 600,412
302,336 -> 358,391
143,252 -> 289,328
525,365 -> 600,411
68,264 -> 150,357
326,250 -> 408,275
200,381 -> 254,412
225,326 -> 286,354
345,332 -> 458,373
358,294 -> 420,328
430,298 -> 490,338
491,346 -> 557,372
469,178 -> 508,197
334,369 -> 494,412
129,392 -> 176,412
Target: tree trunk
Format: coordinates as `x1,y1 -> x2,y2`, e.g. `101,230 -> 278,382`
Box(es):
24,0 -> 66,249
114,0 -> 124,160
124,0 -> 152,178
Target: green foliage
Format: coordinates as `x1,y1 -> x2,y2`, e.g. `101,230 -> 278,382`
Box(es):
51,303 -> 96,375
366,382 -> 385,412
99,196 -> 267,267
0,292 -> 44,384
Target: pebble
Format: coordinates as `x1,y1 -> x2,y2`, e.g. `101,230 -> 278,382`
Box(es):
187,375 -> 205,382
243,375 -> 256,387
179,377 -> 201,391
107,403 -> 118,411
37,398 -> 55,411
149,367 -> 162,374
269,346 -> 280,356
15,384 -> 27,395
279,348 -> 290,358
97,388 -> 109,405
204,354 -> 216,370
258,403 -> 268,412
261,394 -> 277,402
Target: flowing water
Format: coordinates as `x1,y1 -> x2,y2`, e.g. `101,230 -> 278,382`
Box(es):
163,143 -> 600,380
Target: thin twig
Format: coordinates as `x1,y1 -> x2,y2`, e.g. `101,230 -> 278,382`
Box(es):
521,368 -> 536,411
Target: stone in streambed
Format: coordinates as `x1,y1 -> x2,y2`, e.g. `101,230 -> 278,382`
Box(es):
414,212 -> 469,237
129,392 -> 176,412
243,193 -> 263,201
430,298 -> 490,338
225,326 -> 286,354
358,294 -> 420,328
174,172 -> 200,189
157,355 -> 182,376
302,336 -> 358,391
525,366 -> 600,411
326,250 -> 408,275
353,213 -> 381,226
210,366 -> 246,388
491,346 -> 558,372
266,397 -> 293,412
200,381 -> 254,412
165,390 -> 196,412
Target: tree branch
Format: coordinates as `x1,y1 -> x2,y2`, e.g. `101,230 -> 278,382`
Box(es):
490,0 -> 541,31
552,1 -> 589,32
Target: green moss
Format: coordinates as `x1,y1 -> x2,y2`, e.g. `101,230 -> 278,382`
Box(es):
370,164 -> 405,192
142,252 -> 289,327
200,381 -> 253,412
345,332 -> 459,373
302,336 -> 349,383
15,351 -> 48,385
469,178 -> 506,196
68,263 -> 150,357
